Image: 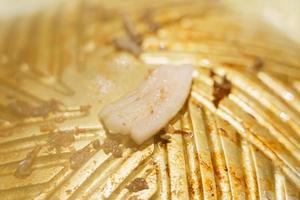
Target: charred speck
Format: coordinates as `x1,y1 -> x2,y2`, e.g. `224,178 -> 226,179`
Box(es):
209,69 -> 216,78
212,76 -> 232,108
126,177 -> 149,192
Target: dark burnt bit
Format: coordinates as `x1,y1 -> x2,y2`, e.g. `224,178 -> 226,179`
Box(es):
209,69 -> 216,78
7,99 -> 63,118
212,76 -> 232,108
159,134 -> 171,144
154,127 -> 172,145
126,177 -> 149,192
14,146 -> 42,178
102,138 -> 123,158
224,166 -> 228,172
174,128 -> 193,137
155,130 -> 171,145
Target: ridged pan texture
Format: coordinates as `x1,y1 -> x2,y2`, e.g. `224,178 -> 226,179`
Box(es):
0,0 -> 299,199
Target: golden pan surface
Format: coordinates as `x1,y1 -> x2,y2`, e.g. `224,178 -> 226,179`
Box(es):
0,0 -> 299,199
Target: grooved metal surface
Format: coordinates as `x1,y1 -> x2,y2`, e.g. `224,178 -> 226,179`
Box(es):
0,1 -> 299,199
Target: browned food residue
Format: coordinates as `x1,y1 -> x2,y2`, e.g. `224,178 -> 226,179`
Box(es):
209,69 -> 216,78
8,99 -> 62,118
92,139 -> 101,150
102,138 -> 123,158
164,124 -> 176,133
222,62 -> 244,69
251,57 -> 264,72
174,128 -> 193,137
129,196 -> 140,200
212,76 -> 232,107
126,177 -> 149,192
222,57 -> 264,73
14,146 -> 42,178
218,127 -> 238,143
80,104 -> 92,114
40,122 -> 57,132
164,124 -> 192,137
159,134 -> 171,144
70,140 -> 99,169
48,132 -> 75,150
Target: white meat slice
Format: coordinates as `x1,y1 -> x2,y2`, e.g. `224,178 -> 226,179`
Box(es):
99,64 -> 194,144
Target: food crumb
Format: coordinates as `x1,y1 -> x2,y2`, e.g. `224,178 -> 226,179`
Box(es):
80,104 -> 92,113
14,146 -> 41,178
102,139 -> 123,158
212,76 -> 232,107
40,123 -> 57,132
126,177 -> 149,192
7,99 -> 62,118
209,69 -> 216,77
48,131 -> 75,151
69,146 -> 93,170
158,134 -> 171,144
251,57 -> 264,72
92,139 -> 101,150
65,189 -> 72,195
